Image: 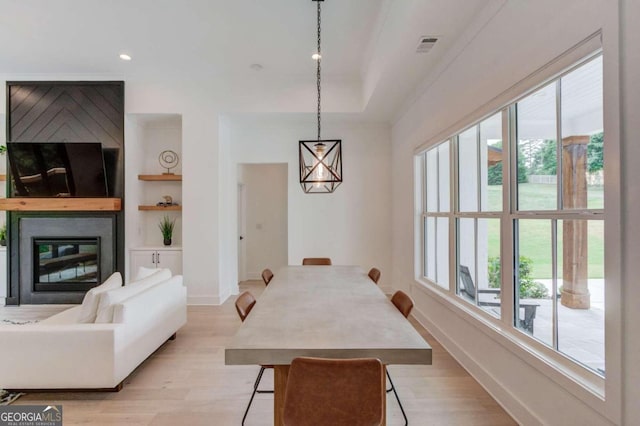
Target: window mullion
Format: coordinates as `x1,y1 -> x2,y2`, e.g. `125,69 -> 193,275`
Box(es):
501,106 -> 516,325
556,80 -> 563,211
474,217 -> 479,305
476,125 -> 481,212
436,147 -> 440,213
552,219 -> 559,349
450,137 -> 458,294
423,153 -> 427,213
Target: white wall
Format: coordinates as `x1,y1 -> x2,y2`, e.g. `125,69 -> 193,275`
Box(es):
224,115 -> 392,291
238,163 -> 288,280
121,77 -> 223,304
391,0 -> 624,424
620,0 -> 640,423
124,115 -> 145,281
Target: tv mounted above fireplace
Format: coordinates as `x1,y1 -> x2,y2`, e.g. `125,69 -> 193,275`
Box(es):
7,142 -> 109,197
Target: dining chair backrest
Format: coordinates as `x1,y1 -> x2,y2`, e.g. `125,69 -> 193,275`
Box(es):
262,268 -> 274,286
302,258 -> 332,266
235,291 -> 256,322
391,290 -> 414,319
368,268 -> 381,284
283,357 -> 384,426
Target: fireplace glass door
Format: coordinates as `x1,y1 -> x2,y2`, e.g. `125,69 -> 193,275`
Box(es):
33,238 -> 100,292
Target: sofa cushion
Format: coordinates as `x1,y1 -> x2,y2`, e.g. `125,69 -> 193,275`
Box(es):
113,275 -> 184,324
41,306 -> 83,325
126,268 -> 172,286
128,268 -> 171,287
134,266 -> 157,281
77,272 -> 123,323
95,269 -> 172,323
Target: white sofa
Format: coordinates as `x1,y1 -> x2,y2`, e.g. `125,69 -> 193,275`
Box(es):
0,273 -> 186,390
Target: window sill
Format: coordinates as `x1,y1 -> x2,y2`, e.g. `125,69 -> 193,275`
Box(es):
412,277 -> 606,407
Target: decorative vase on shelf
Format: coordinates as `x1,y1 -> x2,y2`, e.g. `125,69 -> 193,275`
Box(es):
163,238 -> 172,246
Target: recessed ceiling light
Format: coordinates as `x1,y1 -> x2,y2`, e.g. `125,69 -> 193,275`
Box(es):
119,54 -> 132,61
312,53 -> 321,60
250,63 -> 263,71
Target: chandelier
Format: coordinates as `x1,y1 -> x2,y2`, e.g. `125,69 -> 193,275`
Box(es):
299,0 -> 342,194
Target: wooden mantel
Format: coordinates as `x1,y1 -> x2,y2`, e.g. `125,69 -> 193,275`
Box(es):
0,198 -> 122,212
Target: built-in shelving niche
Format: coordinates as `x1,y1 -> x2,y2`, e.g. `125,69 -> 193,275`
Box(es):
126,114 -> 183,250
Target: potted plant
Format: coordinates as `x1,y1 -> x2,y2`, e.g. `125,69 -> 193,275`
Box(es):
158,215 -> 175,246
0,223 -> 6,246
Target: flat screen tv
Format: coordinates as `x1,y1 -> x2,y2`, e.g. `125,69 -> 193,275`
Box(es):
7,142 -> 109,197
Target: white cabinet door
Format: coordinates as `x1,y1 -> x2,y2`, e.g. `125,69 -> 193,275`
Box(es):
156,250 -> 182,275
130,250 -> 157,276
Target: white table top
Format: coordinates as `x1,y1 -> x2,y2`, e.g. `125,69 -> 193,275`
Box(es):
225,265 -> 432,366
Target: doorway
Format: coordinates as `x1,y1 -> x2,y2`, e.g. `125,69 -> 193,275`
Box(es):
237,164 -> 288,283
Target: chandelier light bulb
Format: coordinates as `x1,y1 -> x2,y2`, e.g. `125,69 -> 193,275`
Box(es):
314,142 -> 326,158
312,53 -> 322,60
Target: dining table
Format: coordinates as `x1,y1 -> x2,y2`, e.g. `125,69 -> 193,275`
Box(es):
225,265 -> 432,425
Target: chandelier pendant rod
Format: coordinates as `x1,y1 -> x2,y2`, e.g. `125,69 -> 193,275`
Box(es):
316,0 -> 322,143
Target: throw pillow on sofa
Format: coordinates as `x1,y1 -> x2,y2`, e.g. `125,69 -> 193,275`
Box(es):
77,272 -> 123,323
133,266 -> 157,281
95,268 -> 172,323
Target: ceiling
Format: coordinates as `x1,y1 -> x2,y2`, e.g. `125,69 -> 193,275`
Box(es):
0,0 -> 500,121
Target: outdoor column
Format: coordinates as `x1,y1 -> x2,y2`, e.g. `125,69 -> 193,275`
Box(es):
561,135 -> 590,309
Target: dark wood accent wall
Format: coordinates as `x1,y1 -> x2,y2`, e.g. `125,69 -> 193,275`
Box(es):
5,81 -> 125,305
8,84 -> 123,145
6,82 -> 125,198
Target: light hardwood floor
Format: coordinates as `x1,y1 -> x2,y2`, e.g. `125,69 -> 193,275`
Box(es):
2,281 -> 516,425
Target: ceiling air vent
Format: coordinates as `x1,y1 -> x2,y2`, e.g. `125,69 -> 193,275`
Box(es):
416,36 -> 438,53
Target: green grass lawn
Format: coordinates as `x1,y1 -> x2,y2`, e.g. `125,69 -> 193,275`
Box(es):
485,183 -> 604,278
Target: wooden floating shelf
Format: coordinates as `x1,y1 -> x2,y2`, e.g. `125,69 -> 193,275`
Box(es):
0,198 -> 122,212
138,205 -> 182,211
0,174 -> 6,181
138,174 -> 182,181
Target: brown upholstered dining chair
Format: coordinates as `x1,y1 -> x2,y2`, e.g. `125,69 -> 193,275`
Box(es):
386,290 -> 414,426
234,291 -> 273,425
283,357 -> 385,426
261,268 -> 274,286
302,257 -> 332,265
235,291 -> 256,322
368,267 -> 381,284
391,290 -> 414,318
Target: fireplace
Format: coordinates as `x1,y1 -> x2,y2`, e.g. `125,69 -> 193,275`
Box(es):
34,238 -> 100,292
11,214 -> 118,304
4,81 -> 125,306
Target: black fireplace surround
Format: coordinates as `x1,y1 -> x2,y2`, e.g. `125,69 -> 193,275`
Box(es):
10,213 -> 118,304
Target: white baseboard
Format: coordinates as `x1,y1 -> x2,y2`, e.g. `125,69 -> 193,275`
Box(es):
411,306 -> 540,426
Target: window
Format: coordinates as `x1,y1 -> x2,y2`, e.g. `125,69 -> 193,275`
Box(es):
456,113 -> 503,318
422,142 -> 450,289
514,55 -> 604,373
418,54 -> 604,376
